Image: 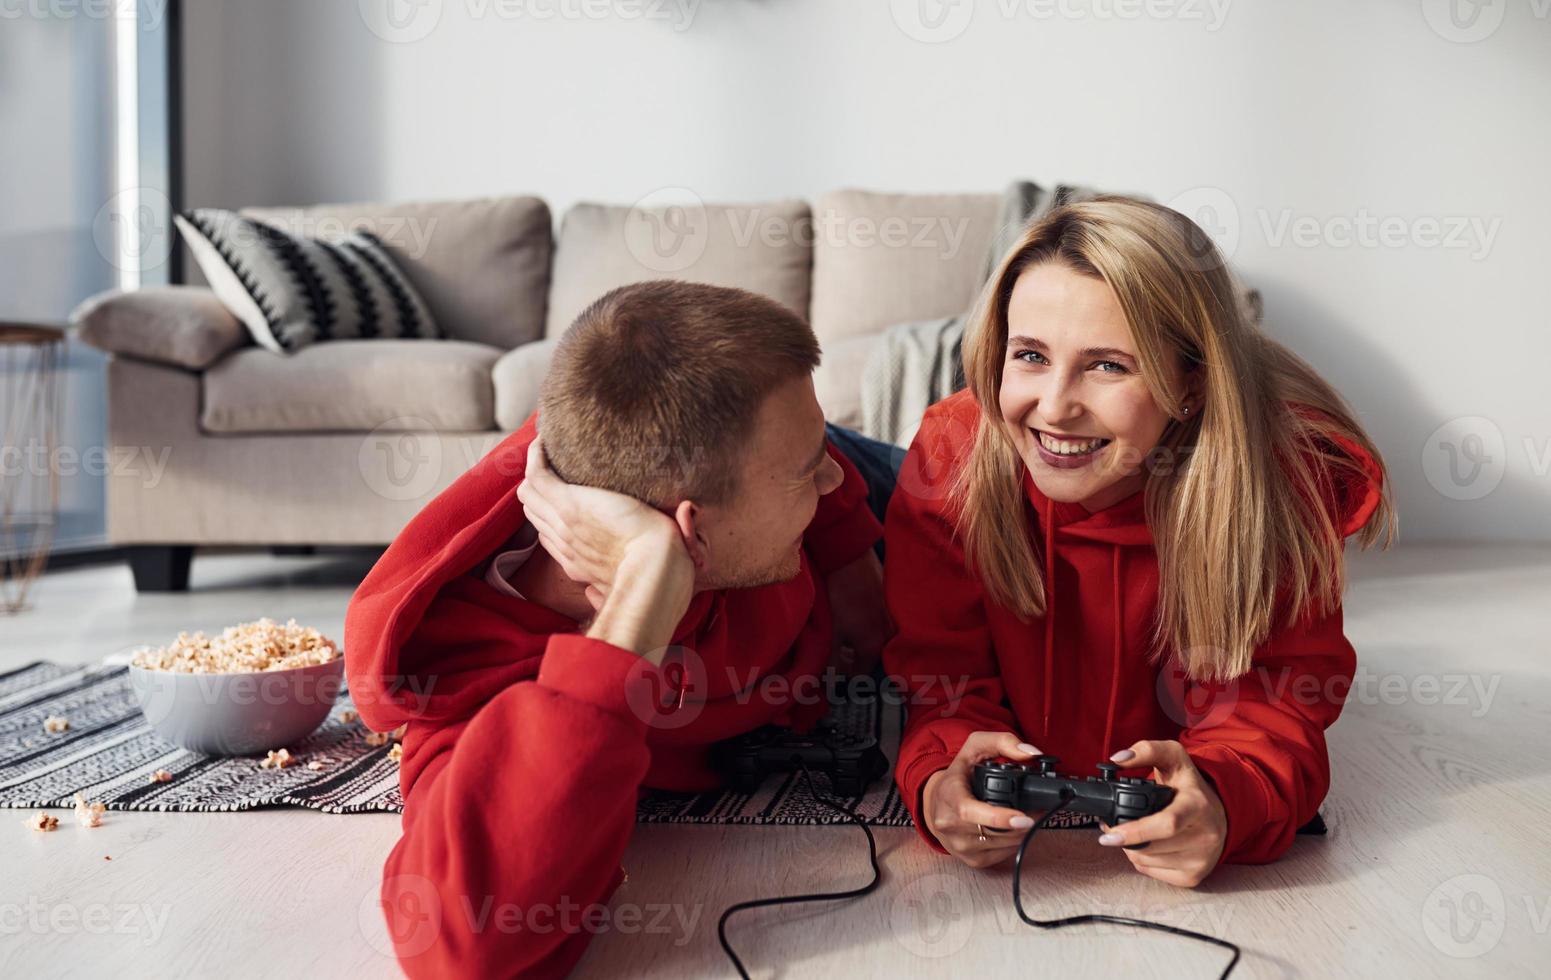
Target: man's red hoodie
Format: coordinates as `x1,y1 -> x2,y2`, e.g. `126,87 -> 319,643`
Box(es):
343,413 -> 881,979
884,389 -> 1383,865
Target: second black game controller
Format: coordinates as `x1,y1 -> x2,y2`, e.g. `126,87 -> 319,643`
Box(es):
972,755 -> 1176,850
712,722 -> 888,797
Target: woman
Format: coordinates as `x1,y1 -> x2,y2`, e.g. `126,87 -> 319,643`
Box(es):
885,195 -> 1395,888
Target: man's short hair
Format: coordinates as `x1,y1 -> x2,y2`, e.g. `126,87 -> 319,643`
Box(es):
538,280 -> 821,506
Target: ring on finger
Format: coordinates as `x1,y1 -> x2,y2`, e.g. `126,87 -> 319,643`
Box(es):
977,824 -> 988,842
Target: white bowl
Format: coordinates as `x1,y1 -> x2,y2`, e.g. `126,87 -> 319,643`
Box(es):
128,658 -> 345,756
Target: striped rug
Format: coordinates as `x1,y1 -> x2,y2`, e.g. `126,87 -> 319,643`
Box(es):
0,660 -> 949,827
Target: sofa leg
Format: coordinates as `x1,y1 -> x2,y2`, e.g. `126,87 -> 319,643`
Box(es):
127,546 -> 193,593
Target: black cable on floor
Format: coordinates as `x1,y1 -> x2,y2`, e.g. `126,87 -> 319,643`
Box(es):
1012,796 -> 1241,980
716,765 -> 882,980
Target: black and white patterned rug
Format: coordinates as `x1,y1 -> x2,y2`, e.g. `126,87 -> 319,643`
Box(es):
0,660 -> 961,828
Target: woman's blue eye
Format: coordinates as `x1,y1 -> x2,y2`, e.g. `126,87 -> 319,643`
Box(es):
1095,360 -> 1127,374
1013,350 -> 1046,364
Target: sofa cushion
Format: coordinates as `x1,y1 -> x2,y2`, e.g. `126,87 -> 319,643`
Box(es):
201,339 -> 501,434
72,286 -> 251,370
176,209 -> 442,354
545,198 -> 812,338
241,196 -> 552,351
808,190 -> 1002,344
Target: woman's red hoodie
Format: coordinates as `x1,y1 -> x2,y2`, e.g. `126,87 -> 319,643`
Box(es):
343,413 -> 881,979
883,389 -> 1383,865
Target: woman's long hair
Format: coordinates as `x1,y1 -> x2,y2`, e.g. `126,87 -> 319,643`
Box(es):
956,196 -> 1396,682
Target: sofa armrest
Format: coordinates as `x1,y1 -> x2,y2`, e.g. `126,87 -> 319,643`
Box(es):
492,337 -> 560,430
72,286 -> 250,370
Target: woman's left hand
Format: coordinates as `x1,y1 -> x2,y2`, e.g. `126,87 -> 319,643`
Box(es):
1096,739 -> 1228,888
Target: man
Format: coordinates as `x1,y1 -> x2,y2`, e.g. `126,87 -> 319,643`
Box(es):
344,280 -> 890,978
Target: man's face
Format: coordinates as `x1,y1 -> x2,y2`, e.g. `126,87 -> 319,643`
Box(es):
694,375 -> 845,590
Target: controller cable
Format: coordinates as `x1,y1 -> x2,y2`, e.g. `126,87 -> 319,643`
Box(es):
716,763 -> 881,980
1012,793 -> 1241,979
715,774 -> 1239,980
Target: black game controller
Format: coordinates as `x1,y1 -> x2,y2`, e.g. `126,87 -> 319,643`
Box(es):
972,755 -> 1176,850
712,722 -> 888,797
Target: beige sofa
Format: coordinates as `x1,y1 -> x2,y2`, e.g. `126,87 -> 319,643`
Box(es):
74,189 -> 1009,591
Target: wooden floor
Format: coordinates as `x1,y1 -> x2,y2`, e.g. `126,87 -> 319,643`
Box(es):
3,544 -> 1549,979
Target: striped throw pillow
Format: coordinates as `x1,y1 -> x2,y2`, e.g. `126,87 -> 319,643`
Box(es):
175,208 -> 442,354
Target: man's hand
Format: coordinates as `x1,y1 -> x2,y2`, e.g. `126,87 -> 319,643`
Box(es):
921,732 -> 1043,868
1096,740 -> 1228,888
517,437 -> 689,609
824,550 -> 893,676
584,544 -> 694,664
516,438 -> 694,660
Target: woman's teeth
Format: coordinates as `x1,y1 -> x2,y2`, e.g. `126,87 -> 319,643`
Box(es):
1036,430 -> 1110,456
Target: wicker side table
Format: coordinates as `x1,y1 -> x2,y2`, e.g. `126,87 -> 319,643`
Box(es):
0,322 -> 66,614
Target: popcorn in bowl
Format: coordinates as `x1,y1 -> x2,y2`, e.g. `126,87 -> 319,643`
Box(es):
131,617 -> 338,674
126,617 -> 346,756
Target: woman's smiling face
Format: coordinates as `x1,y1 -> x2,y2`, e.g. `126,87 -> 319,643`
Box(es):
999,261 -> 1188,513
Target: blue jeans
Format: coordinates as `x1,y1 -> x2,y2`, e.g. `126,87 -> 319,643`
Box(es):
825,424 -> 905,558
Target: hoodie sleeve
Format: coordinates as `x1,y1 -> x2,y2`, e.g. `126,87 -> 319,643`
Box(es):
1179,602 -> 1357,866
1180,428 -> 1382,866
803,440 -> 884,575
380,616 -> 663,978
882,407 -> 1023,851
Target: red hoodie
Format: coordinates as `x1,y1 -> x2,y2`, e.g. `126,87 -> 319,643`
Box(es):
344,413 -> 881,979
884,389 -> 1382,865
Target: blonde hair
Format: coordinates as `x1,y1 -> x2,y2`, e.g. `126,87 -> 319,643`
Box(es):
956,196 -> 1396,682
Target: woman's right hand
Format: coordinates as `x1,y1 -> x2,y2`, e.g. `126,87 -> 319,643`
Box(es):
922,732 -> 1044,868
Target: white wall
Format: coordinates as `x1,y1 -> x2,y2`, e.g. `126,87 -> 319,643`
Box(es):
182,0 -> 1551,542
